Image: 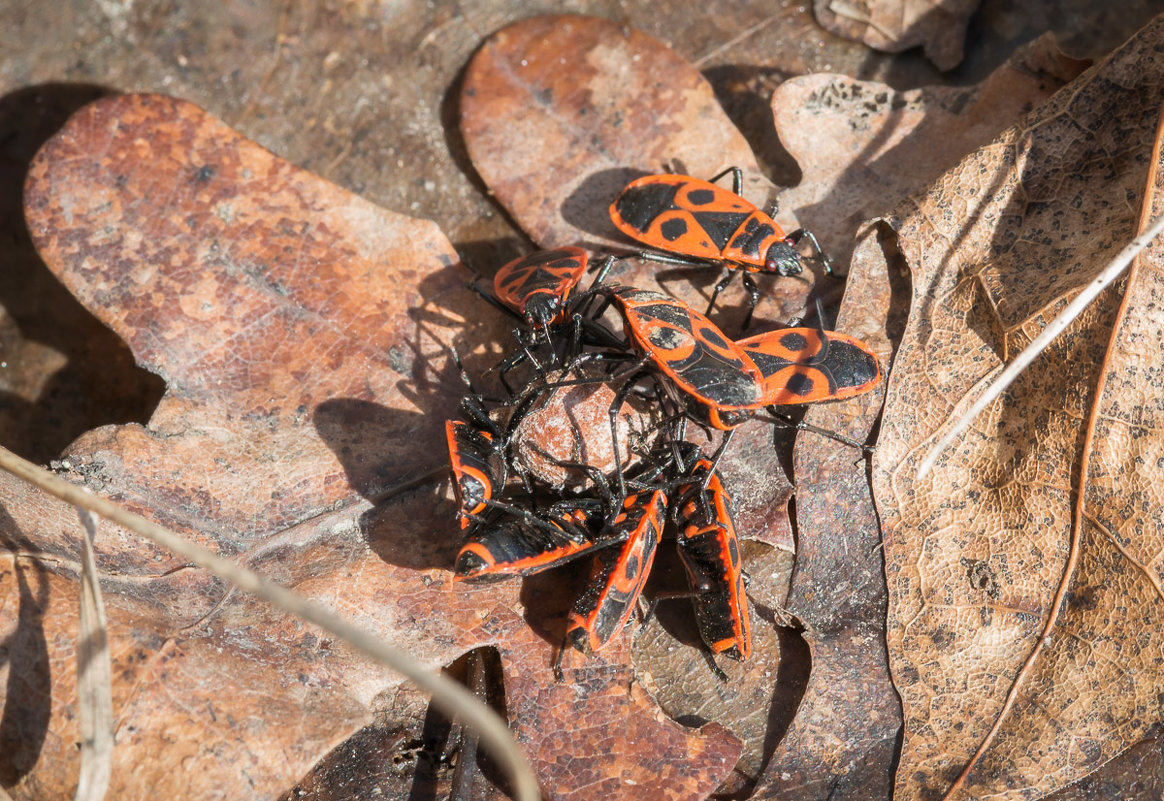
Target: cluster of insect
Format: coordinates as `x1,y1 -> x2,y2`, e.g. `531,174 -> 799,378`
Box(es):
446,168 -> 882,670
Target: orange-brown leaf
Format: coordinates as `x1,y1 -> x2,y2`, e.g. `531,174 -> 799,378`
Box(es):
461,14 -> 761,254
8,93 -> 739,800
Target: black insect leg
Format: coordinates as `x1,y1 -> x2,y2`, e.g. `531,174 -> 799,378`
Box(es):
629,249 -> 744,319
739,274 -> 762,333
587,254 -> 620,290
634,249 -> 720,271
551,460 -> 618,521
699,427 -> 737,491
707,166 -> 744,195
607,369 -> 654,507
704,267 -> 740,319
536,353 -> 649,392
473,497 -> 592,543
702,651 -> 729,683
495,338 -> 547,399
765,409 -> 873,453
551,633 -> 570,682
450,347 -> 507,434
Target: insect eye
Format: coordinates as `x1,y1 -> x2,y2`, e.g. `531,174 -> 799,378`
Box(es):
766,254 -> 802,274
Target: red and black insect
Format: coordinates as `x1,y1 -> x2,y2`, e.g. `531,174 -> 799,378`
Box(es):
609,167 -> 833,328
453,502 -> 607,580
447,419 -> 507,530
566,280 -> 881,498
565,489 -> 666,653
476,247 -> 630,397
600,283 -> 771,432
444,348 -> 548,528
452,444 -> 671,585
674,458 -> 750,660
492,246 -> 589,330
737,326 -> 882,405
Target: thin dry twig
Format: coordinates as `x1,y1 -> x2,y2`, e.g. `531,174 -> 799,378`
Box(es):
73,509 -> 114,801
916,214 -> 1164,478
0,445 -> 540,801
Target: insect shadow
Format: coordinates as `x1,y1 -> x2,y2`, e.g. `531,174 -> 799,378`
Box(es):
312,242 -> 536,573
313,398 -> 463,571
559,167 -> 649,247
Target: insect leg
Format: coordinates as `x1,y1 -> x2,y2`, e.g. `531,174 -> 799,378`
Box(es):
739,273 -> 762,333
707,166 -> 744,195
705,268 -> 739,319
699,427 -> 737,492
607,369 -> 653,505
764,408 -> 873,453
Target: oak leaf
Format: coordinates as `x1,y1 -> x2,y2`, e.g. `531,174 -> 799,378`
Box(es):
5,93 -> 738,800
872,15 -> 1164,800
748,33 -> 1084,800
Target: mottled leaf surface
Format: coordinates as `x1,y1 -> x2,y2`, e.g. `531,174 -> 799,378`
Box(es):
743,33 -> 1085,801
461,14 -> 761,254
771,35 -> 1089,271
874,18 -> 1164,801
6,93 -> 738,800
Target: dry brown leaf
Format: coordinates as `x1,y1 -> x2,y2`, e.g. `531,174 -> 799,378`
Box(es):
750,220 -> 902,800
813,0 -> 981,71
872,16 -> 1164,801
771,34 -> 1089,273
5,93 -> 739,800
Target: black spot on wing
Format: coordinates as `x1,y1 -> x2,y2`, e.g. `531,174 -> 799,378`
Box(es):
780,331 -> 809,352
660,217 -> 689,241
687,188 -> 716,205
614,181 -> 682,233
623,553 -> 640,577
696,323 -> 730,350
785,371 -> 816,397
